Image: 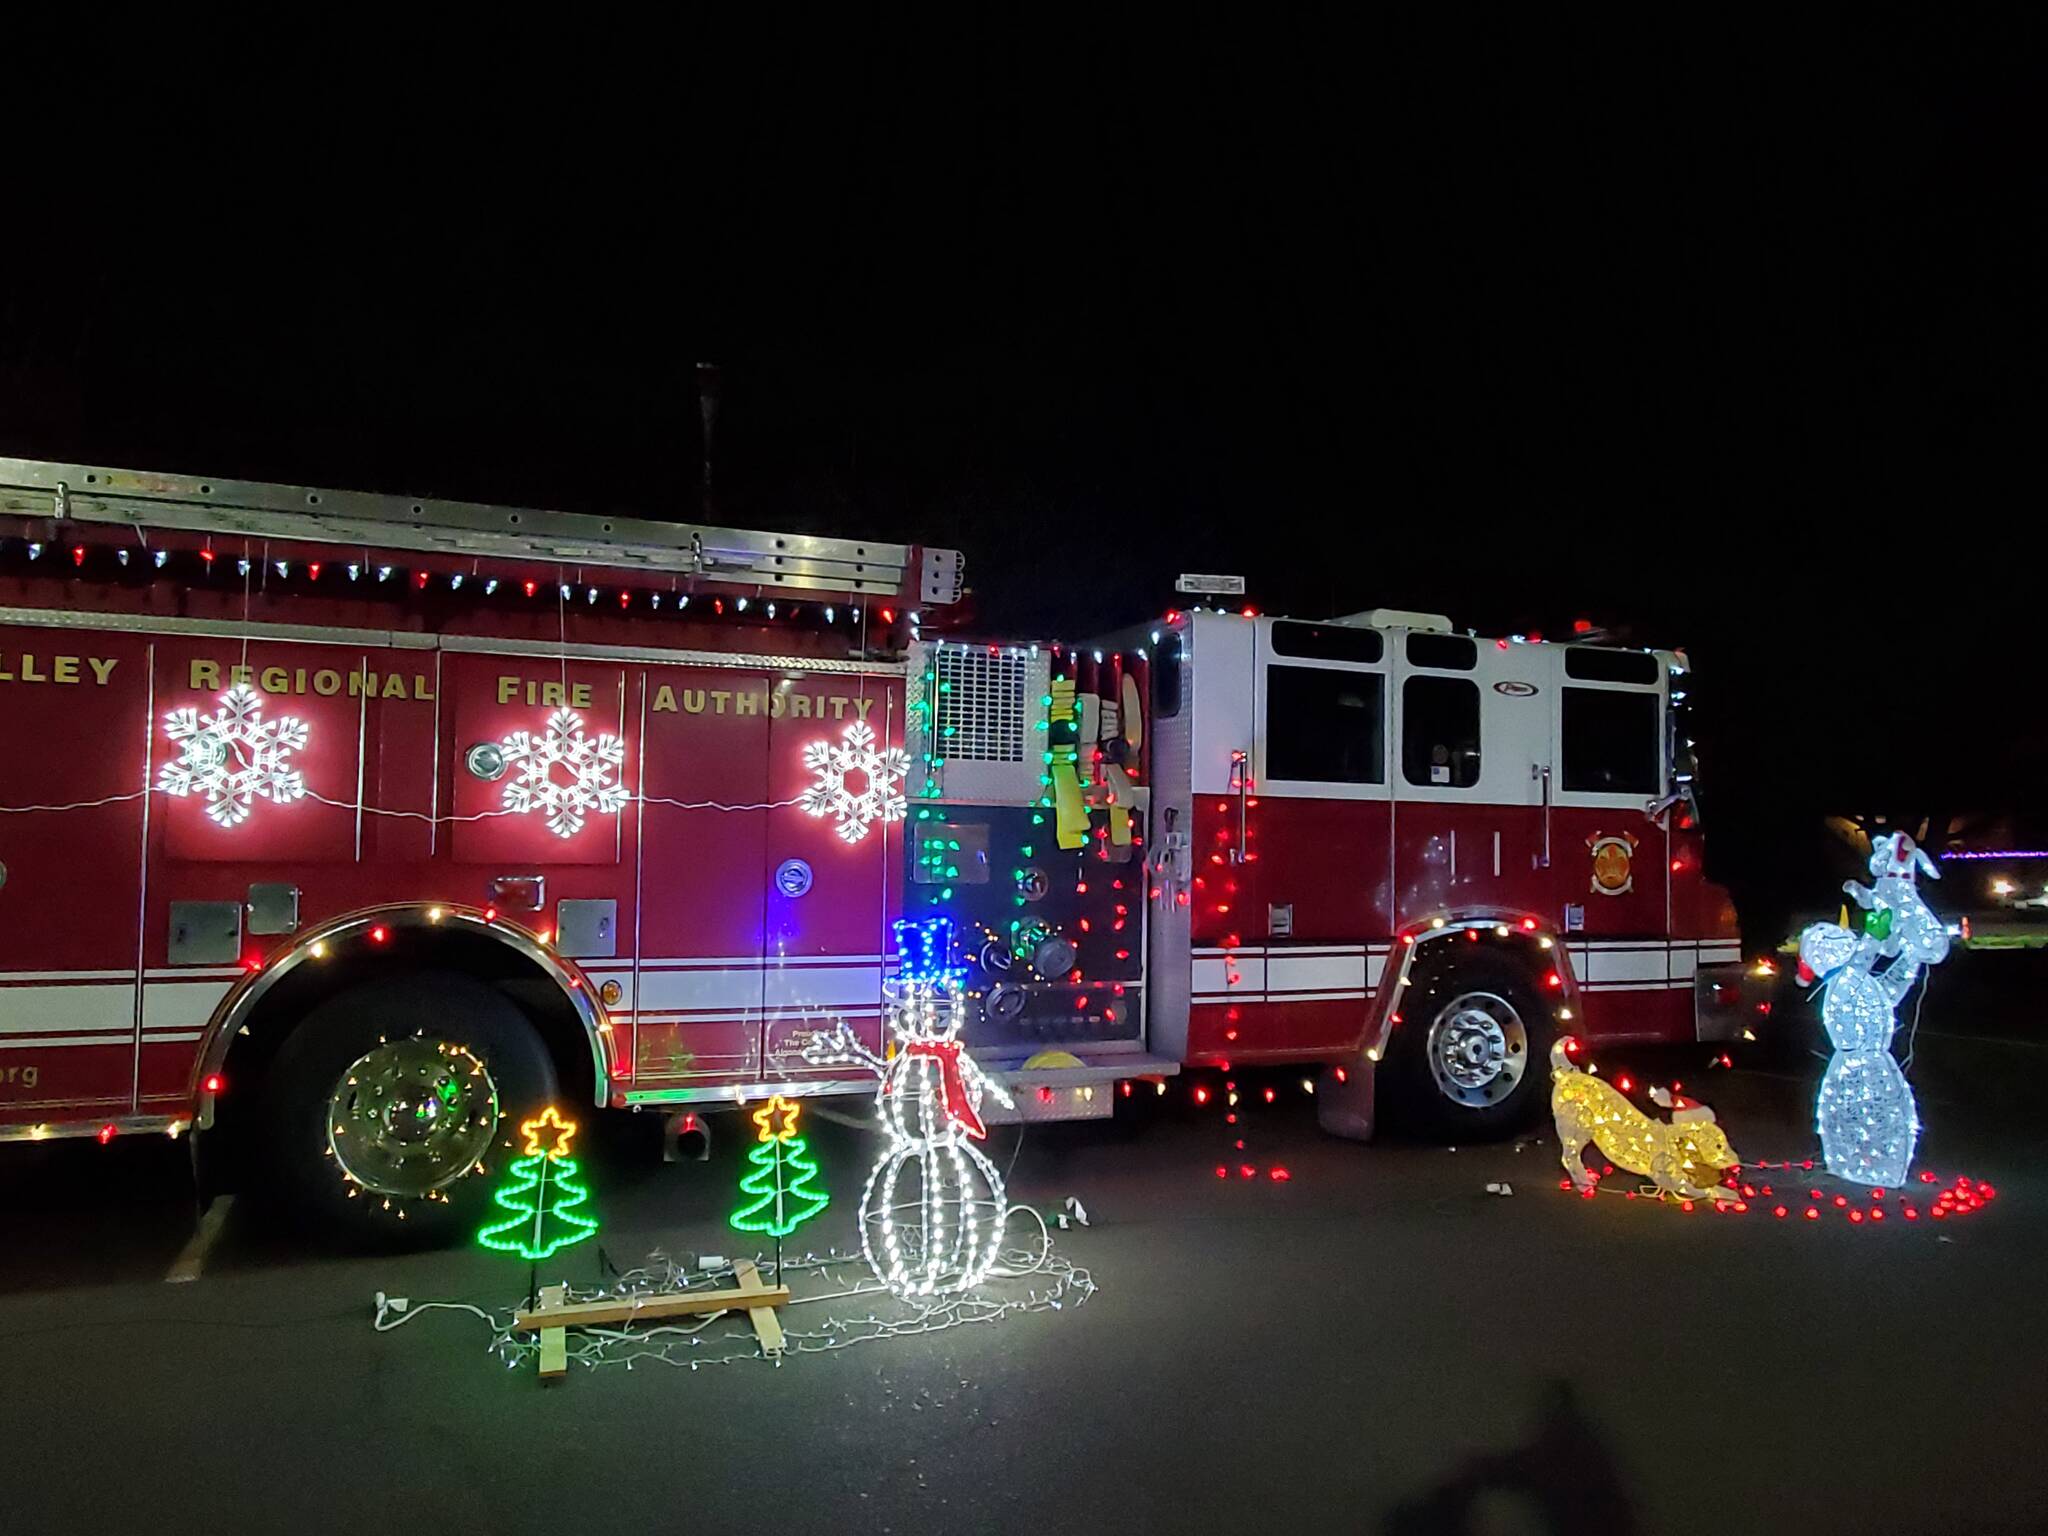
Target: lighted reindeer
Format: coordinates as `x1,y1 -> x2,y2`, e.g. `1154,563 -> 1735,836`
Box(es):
1796,831 -> 1950,1187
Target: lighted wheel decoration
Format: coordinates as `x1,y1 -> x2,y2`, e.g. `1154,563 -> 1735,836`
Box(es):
324,1036 -> 500,1203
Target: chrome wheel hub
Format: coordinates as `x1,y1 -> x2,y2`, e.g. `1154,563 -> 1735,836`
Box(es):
326,1037 -> 499,1198
1425,991 -> 1528,1109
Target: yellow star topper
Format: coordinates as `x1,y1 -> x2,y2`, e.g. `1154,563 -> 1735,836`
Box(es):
751,1095 -> 802,1144
519,1105 -> 579,1160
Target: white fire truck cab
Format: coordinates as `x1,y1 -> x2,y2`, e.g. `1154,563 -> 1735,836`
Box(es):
1036,603 -> 1751,1139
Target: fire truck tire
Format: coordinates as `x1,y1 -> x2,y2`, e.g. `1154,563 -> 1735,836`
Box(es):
1388,955 -> 1552,1140
257,971 -> 559,1244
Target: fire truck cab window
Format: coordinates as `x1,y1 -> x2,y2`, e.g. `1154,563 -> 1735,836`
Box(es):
1269,620 -> 1383,664
1561,687 -> 1660,794
1151,642 -> 1184,719
1266,665 -> 1384,784
1405,633 -> 1477,671
1402,676 -> 1481,787
1564,646 -> 1660,685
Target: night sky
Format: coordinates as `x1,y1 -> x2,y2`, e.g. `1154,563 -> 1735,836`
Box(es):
3,14 -> 2041,937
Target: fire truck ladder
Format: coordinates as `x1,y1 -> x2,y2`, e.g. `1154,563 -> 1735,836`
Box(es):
0,457 -> 962,604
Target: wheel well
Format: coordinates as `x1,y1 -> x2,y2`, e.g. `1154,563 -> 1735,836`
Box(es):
207,930 -> 598,1182
1386,924 -> 1567,1042
1372,922 -> 1566,1134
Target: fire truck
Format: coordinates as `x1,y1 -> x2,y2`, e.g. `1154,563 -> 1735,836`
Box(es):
0,456 -> 1752,1240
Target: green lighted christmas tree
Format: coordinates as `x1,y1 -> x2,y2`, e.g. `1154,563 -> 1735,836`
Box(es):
730,1095 -> 831,1238
477,1105 -> 601,1260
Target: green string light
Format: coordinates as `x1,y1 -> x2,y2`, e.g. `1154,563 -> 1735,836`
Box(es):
476,1157 -> 599,1260
729,1096 -> 831,1238
477,1107 -> 599,1260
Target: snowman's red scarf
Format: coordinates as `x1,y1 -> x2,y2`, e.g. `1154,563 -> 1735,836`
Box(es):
900,1039 -> 987,1139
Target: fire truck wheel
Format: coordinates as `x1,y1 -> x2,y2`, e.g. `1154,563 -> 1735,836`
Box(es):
258,971 -> 558,1244
1391,956 -> 1551,1140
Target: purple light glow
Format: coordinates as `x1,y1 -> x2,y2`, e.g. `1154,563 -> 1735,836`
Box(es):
1939,849 -> 2048,861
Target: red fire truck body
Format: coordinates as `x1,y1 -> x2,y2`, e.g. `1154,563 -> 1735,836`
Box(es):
0,457 -> 1750,1235
0,460 -> 959,1175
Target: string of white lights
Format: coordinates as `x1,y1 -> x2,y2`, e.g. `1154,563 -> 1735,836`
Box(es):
634,794 -> 807,812
535,1240 -> 1089,1374
0,787 -> 807,820
0,789 -> 151,814
372,1299 -> 503,1333
373,1224 -> 1090,1376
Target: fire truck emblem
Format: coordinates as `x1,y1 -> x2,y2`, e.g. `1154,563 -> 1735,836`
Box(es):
500,707 -> 627,838
800,719 -> 911,844
1587,831 -> 1638,896
158,684 -> 309,827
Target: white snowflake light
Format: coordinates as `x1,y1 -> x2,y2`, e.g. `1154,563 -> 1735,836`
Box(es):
799,719 -> 910,844
159,684 -> 309,828
500,707 -> 627,838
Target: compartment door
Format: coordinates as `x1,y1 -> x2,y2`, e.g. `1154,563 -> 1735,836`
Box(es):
0,627 -> 152,1123
760,675 -> 906,1082
1547,647 -> 1674,1034
628,665 -> 774,1085
449,657 -> 631,867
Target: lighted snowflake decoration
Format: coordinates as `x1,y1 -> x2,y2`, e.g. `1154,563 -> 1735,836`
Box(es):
159,684 -> 309,828
500,707 -> 628,838
801,719 -> 910,844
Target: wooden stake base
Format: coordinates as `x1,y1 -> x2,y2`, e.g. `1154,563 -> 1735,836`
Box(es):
517,1260 -> 790,1381
536,1284 -> 568,1383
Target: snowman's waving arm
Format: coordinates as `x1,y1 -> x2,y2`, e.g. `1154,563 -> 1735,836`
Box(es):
801,1022 -> 886,1077
961,1053 -> 1015,1111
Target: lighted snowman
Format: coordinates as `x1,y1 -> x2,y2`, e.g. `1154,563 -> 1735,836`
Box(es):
803,917 -> 1014,1298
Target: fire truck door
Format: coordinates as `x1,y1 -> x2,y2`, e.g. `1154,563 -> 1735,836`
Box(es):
1545,647 -> 1671,1005
759,675 -> 905,1082
628,663 -> 772,1085
1239,620 -> 1392,1054
0,626 -> 153,1124
1389,635 -> 1552,925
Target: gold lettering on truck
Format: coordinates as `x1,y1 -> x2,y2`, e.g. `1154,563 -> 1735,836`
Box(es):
0,655 -> 120,686
498,676 -> 593,709
170,659 -> 433,700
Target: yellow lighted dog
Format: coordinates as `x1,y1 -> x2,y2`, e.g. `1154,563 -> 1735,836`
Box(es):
1550,1039 -> 1740,1202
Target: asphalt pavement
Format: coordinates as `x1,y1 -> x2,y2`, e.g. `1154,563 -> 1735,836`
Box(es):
5,953 -> 2046,1535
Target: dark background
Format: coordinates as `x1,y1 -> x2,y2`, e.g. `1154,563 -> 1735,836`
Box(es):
3,12 -> 2042,940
